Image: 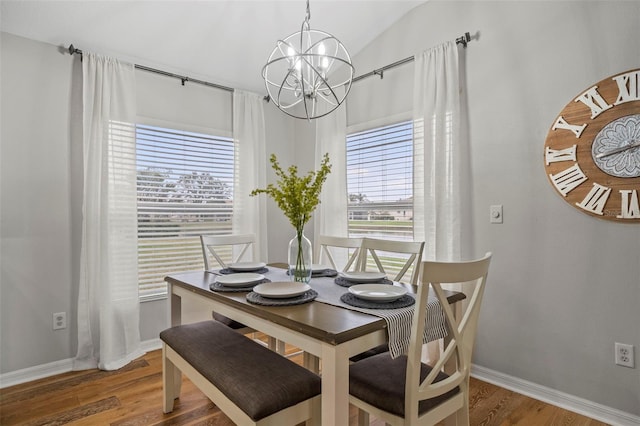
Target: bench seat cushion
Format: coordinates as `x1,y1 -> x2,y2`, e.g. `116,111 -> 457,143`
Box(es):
160,320 -> 320,421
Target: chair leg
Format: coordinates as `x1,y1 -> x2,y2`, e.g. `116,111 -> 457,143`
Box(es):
307,396 -> 322,426
303,352 -> 320,373
459,379 -> 471,425
357,408 -> 369,426
267,336 -> 277,351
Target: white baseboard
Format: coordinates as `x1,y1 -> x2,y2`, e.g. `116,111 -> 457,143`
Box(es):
0,357 -> 74,389
0,338 -> 163,389
472,364 -> 640,426
141,337 -> 162,352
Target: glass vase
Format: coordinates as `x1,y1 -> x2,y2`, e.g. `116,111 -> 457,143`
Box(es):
288,230 -> 312,283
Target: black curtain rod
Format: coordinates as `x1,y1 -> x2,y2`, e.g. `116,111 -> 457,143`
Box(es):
352,32 -> 472,83
68,44 -> 235,93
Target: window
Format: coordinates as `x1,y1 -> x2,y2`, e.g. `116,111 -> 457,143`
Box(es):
136,124 -> 234,300
346,120 -> 415,278
346,120 -> 413,239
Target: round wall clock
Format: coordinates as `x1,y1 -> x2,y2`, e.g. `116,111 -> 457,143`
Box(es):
543,68 -> 640,222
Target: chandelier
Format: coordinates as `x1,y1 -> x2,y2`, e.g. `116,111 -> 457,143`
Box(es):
262,0 -> 354,120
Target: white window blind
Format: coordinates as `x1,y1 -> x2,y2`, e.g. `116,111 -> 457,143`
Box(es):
347,120 -> 413,239
346,120 -> 415,279
136,124 -> 234,300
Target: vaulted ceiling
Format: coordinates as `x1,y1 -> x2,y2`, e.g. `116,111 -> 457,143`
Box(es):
1,0 -> 426,93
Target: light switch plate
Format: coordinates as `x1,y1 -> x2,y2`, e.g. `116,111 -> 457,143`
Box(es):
490,205 -> 503,224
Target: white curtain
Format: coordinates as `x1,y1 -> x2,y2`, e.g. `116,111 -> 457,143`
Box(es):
314,103 -> 348,261
413,41 -> 472,263
74,53 -> 143,371
232,91 -> 268,261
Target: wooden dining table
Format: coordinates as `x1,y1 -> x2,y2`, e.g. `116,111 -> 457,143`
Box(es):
165,267 -> 465,426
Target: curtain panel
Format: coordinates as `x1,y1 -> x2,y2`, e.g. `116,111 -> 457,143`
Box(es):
413,41 -> 473,263
232,91 -> 268,261
314,103 -> 349,264
74,53 -> 143,371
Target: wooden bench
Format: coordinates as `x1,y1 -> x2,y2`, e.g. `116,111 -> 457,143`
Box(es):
160,320 -> 321,426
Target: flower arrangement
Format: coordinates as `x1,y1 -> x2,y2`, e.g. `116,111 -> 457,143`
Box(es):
251,153 -> 332,281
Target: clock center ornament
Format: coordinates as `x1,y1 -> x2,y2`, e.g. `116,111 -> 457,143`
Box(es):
543,69 -> 640,222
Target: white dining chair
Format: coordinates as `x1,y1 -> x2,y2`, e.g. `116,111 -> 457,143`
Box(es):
200,234 -> 281,353
315,235 -> 362,272
201,233 -> 256,270
349,252 -> 492,425
355,237 -> 425,285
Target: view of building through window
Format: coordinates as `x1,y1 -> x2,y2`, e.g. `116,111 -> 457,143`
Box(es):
136,124 -> 234,299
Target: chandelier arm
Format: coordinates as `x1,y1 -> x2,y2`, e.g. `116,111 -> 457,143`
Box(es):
275,66 -> 303,107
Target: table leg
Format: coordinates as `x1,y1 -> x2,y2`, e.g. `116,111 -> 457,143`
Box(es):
320,343 -> 350,426
170,284 -> 182,327
169,284 -> 182,395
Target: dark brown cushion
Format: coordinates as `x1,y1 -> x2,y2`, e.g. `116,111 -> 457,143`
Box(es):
160,321 -> 320,421
349,352 -> 460,417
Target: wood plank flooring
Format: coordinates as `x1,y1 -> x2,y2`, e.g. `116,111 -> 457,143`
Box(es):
0,341 -> 610,426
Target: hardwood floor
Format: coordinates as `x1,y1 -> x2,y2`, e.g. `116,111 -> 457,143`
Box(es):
0,344 -> 609,426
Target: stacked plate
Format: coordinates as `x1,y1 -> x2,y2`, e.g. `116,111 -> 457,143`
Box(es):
339,271 -> 387,283
215,273 -> 265,288
253,282 -> 311,299
227,261 -> 266,272
348,284 -> 407,302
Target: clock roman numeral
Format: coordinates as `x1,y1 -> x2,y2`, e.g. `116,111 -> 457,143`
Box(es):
574,86 -> 612,119
552,116 -> 586,138
576,183 -> 611,215
617,190 -> 640,219
545,145 -> 577,165
613,70 -> 640,105
549,163 -> 587,196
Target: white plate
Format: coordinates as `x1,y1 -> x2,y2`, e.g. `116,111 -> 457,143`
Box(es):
348,284 -> 407,302
215,273 -> 265,287
340,271 -> 387,283
227,261 -> 266,272
253,282 -> 311,299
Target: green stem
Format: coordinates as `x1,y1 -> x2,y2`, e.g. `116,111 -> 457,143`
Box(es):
294,228 -> 308,282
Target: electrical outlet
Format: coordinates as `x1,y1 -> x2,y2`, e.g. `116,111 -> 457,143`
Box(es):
53,312 -> 67,330
615,342 -> 634,368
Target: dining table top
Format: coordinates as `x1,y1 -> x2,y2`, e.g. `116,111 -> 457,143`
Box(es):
165,264 -> 466,346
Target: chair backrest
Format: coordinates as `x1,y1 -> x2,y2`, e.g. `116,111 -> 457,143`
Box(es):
355,237 -> 425,284
404,252 -> 492,422
315,235 -> 362,272
200,234 -> 256,270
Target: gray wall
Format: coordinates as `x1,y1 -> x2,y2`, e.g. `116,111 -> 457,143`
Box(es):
1,0 -> 639,419
344,0 -> 640,417
0,31 -> 297,369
